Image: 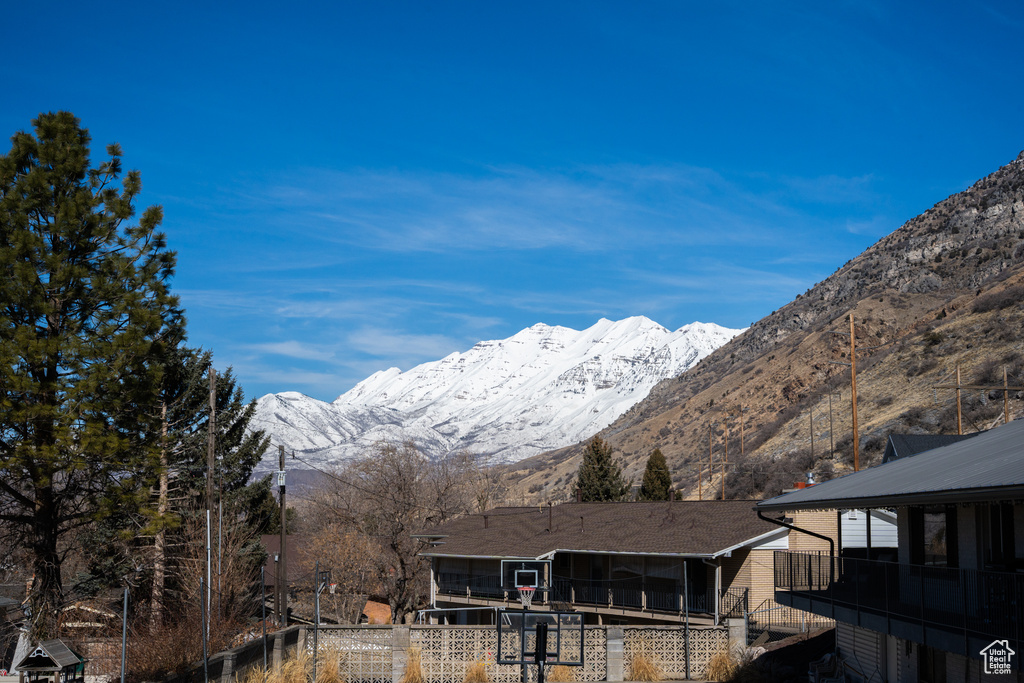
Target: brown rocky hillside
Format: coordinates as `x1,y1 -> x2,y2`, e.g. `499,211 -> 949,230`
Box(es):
507,151 -> 1024,503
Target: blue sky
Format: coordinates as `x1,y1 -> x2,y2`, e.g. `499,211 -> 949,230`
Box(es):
4,1 -> 1023,402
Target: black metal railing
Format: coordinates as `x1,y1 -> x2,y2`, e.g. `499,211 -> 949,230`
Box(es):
774,550 -> 1024,647
436,571 -> 747,619
745,598 -> 835,646
551,575 -> 713,613
720,586 -> 748,618
436,572 -> 719,613
437,572 -> 505,599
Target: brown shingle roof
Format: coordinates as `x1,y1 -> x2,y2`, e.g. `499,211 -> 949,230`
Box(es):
416,500 -> 777,559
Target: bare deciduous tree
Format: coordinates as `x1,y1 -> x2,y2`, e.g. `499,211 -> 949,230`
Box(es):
303,441 -> 476,624
299,524 -> 377,623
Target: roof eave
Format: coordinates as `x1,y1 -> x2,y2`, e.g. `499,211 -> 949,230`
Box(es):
710,527 -> 789,558
757,484 -> 1024,512
422,545 -> 771,560
420,552 -> 544,560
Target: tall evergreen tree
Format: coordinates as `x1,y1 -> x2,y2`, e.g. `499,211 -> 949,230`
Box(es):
575,436 -> 631,502
153,350 -> 274,623
639,448 -> 672,500
73,345 -> 275,624
0,112 -> 182,637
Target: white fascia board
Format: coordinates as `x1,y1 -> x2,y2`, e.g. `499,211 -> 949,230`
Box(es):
871,509 -> 897,522
419,552 -> 542,560
540,549 -> 716,559
710,527 -> 789,558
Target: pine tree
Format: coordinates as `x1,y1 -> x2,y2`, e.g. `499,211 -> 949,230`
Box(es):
639,448 -> 672,500
75,346 -> 274,624
575,436 -> 631,502
0,112 -> 182,638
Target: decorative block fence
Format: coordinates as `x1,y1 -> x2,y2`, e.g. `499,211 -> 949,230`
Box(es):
302,622 -> 737,683
145,621 -> 740,683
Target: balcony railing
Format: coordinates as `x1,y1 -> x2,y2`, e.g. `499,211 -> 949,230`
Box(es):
774,550 -> 1024,655
435,572 -> 747,619
437,572 -> 506,599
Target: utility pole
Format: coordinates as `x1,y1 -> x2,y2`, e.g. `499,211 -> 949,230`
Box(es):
721,417 -> 728,501
956,364 -> 963,435
207,368 -> 216,511
723,415 -> 729,466
151,401 -> 168,628
206,368 -> 216,623
849,313 -> 860,472
1007,367 -> 1013,424
278,445 -> 287,626
738,404 -> 745,457
829,314 -> 862,471
828,389 -> 836,458
725,405 -> 746,458
697,459 -> 703,501
703,423 -> 714,501
809,408 -> 815,460
933,364 -> 1023,431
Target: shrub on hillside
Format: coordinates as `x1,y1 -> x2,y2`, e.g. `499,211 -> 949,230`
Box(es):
973,285 -> 1024,313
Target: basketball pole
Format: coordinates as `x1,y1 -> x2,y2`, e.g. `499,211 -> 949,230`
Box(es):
520,587 -> 529,683
536,622 -> 549,683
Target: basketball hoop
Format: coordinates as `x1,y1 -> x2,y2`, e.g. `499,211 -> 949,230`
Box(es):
518,586 -> 535,610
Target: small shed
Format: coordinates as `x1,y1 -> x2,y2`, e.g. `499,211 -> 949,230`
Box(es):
14,640 -> 85,683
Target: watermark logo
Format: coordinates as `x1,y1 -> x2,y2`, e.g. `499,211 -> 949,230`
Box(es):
981,639 -> 1015,675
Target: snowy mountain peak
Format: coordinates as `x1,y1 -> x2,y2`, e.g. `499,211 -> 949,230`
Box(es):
253,317 -> 744,475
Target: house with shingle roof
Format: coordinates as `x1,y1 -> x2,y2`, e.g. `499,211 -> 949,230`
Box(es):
414,500 -> 834,626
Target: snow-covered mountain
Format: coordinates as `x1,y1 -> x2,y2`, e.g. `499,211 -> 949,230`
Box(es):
252,317 -> 743,475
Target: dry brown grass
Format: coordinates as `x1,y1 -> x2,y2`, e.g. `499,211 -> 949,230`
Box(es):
399,648 -> 424,683
278,650 -> 311,683
627,654 -> 663,682
315,648 -> 346,683
547,664 -> 575,682
704,650 -> 738,682
462,660 -> 489,683
241,666 -> 270,683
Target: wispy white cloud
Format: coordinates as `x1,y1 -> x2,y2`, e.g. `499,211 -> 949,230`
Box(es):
346,326 -> 466,361
844,215 -> 892,236
227,162 -> 890,262
247,341 -> 338,363
771,173 -> 879,206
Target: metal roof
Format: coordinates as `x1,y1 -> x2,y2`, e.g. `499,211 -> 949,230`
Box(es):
758,418 -> 1024,512
881,432 -> 980,463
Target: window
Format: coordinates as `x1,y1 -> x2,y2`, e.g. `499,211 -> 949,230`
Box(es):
910,506 -> 958,567
980,502 -> 1016,570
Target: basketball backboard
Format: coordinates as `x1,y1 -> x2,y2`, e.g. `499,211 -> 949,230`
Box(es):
496,610 -> 584,666
500,559 -> 551,590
